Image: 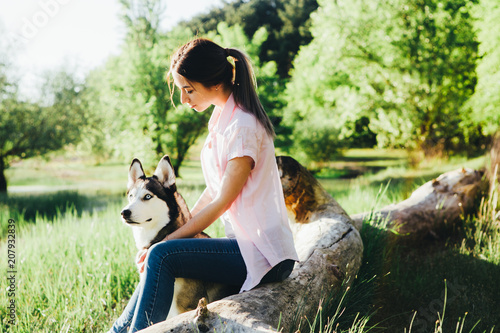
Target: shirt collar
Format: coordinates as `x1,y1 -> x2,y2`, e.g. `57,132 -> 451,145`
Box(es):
208,93 -> 236,134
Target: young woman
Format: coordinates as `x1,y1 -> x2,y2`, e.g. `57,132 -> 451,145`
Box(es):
109,38 -> 298,332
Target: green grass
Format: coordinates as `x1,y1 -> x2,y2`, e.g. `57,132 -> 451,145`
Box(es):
1,152 -> 498,332
306,163 -> 500,333
6,157 -> 126,191
459,169 -> 500,265
0,203 -> 137,332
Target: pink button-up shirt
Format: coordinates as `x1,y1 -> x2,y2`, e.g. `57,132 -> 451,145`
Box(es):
200,93 -> 298,292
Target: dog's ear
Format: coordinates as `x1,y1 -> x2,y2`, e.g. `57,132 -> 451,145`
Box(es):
128,158 -> 145,189
153,155 -> 176,188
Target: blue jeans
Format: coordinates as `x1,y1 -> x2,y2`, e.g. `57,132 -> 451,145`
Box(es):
108,238 -> 294,333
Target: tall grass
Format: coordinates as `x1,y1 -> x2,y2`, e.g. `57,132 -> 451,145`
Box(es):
0,203 -> 137,332
0,184 -> 225,332
460,167 -> 500,265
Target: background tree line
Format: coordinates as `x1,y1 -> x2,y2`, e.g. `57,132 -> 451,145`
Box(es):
1,0 -> 499,192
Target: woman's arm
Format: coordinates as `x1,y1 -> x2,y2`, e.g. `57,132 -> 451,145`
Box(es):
166,156 -> 254,240
190,188 -> 213,217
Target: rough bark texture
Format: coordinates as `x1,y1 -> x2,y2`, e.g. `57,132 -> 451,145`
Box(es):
489,132 -> 500,182
350,168 -> 485,238
139,156 -> 364,333
276,156 -> 359,229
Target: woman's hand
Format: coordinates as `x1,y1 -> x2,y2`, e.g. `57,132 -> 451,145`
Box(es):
136,248 -> 148,274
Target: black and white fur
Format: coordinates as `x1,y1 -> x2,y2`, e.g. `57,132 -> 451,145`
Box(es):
121,155 -> 236,318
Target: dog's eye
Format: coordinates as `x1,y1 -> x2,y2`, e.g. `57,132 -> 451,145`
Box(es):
144,194 -> 152,200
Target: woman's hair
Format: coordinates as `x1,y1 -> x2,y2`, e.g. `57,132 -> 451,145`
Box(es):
168,38 -> 275,137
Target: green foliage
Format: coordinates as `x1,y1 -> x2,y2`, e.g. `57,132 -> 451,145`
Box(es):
3,0 -> 500,181
179,0 -> 319,78
0,71 -> 87,191
83,15 -> 286,175
0,32 -> 87,192
284,0 -> 484,161
83,0 -> 291,175
467,0 -> 500,135
85,17 -> 288,174
82,1 -> 203,172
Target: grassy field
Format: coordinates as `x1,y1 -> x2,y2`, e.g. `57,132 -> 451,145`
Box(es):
0,151 -> 498,332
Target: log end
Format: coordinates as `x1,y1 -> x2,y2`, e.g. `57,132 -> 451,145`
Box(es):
276,156 -> 352,225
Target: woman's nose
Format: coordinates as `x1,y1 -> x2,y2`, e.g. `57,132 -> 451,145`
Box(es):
180,90 -> 189,104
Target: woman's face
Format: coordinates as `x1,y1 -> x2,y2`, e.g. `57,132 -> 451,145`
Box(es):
172,72 -> 217,112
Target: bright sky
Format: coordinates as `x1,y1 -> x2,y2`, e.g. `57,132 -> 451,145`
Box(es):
0,0 -> 223,99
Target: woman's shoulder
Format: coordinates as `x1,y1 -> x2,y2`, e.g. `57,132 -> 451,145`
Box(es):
229,106 -> 259,131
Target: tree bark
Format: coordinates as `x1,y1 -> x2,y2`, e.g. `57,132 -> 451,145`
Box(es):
277,156 -> 359,228
0,156 -> 7,193
350,167 -> 485,239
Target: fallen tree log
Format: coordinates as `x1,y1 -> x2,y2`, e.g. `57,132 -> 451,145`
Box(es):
350,168 -> 485,238
276,156 -> 485,237
139,157 -> 485,333
139,157 -> 364,332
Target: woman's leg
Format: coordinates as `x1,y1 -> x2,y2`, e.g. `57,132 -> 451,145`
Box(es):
127,238 -> 247,332
107,283 -> 140,333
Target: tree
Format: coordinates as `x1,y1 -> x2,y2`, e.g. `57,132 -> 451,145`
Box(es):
0,71 -> 87,192
284,0 -> 480,161
120,0 -> 170,156
467,0 -> 500,136
84,8 -> 287,175
82,0 -> 202,174
179,0 -> 319,78
273,0 -> 319,77
105,0 -> 206,175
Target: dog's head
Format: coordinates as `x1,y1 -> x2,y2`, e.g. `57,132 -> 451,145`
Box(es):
121,155 -> 179,233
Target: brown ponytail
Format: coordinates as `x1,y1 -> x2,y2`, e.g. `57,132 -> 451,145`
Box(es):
168,38 -> 275,137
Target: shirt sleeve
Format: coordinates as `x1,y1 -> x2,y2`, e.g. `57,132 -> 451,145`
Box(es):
226,126 -> 260,166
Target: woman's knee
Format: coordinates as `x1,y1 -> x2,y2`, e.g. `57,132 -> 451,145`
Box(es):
147,240 -> 177,258
145,240 -> 189,276
145,241 -> 175,268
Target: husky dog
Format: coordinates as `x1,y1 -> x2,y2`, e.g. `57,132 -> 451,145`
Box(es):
121,155 -> 237,318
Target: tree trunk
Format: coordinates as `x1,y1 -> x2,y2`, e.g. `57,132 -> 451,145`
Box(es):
173,155 -> 183,178
138,156 -> 485,333
0,156 -> 7,193
350,167 -> 485,239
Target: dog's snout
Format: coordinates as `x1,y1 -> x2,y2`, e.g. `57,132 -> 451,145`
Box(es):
121,209 -> 131,218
